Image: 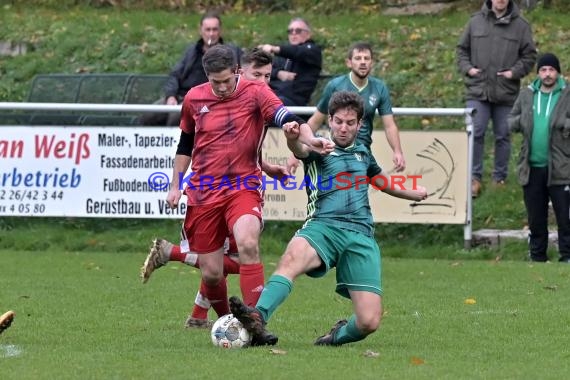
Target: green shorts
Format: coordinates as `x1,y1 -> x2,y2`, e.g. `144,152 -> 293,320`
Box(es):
296,219 -> 382,299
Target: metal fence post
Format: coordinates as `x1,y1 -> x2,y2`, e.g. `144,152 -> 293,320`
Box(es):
464,107 -> 475,250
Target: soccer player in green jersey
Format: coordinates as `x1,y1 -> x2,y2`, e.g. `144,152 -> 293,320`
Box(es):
230,91 -> 427,346
288,41 -> 405,174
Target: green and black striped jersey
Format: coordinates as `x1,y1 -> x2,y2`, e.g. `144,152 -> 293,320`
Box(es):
300,143 -> 382,237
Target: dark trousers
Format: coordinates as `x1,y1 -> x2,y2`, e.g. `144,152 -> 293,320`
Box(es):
523,167 -> 570,261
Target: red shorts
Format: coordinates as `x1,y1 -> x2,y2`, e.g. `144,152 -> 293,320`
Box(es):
179,229 -> 237,254
183,190 -> 263,253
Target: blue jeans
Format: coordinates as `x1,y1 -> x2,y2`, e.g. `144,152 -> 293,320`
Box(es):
467,100 -> 512,182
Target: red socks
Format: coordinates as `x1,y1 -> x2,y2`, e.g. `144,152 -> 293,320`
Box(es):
191,282 -> 210,319
239,263 -> 265,307
201,277 -> 229,317
222,256 -> 240,275
169,245 -> 187,262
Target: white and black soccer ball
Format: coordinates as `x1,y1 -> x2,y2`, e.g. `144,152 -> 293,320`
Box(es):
210,314 -> 251,349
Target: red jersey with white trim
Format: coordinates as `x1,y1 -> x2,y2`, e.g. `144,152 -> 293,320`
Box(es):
180,76 -> 283,205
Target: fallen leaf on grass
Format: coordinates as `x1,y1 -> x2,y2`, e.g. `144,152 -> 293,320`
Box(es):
410,356 -> 425,365
409,32 -> 421,41
363,350 -> 380,358
464,298 -> 476,305
269,349 -> 287,355
85,262 -> 100,270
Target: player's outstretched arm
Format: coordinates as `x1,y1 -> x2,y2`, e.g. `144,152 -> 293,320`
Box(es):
285,111 -> 326,174
269,103 -> 333,156
283,121 -> 310,159
380,183 -> 428,202
297,123 -> 335,155
381,115 -> 406,172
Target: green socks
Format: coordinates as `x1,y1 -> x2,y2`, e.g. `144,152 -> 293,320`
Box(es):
333,315 -> 367,345
255,275 -> 369,346
256,274 -> 292,322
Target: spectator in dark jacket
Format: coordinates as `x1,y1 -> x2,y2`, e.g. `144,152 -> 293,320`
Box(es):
456,0 -> 536,197
508,53 -> 570,263
141,11 -> 241,126
259,17 -> 322,107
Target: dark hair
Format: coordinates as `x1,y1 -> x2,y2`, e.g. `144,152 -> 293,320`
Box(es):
348,42 -> 374,60
240,48 -> 273,68
202,45 -> 236,75
200,11 -> 222,26
328,91 -> 364,121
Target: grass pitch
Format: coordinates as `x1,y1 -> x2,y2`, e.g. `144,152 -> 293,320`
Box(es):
1,249 -> 570,379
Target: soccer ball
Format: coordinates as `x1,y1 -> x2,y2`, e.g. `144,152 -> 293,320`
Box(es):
210,314 -> 251,349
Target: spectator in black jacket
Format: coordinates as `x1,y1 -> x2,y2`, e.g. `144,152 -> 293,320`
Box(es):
141,11 -> 241,126
259,18 -> 322,107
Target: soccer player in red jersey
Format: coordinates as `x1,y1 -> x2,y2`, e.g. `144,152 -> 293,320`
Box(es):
141,49 -> 290,329
147,45 -> 332,334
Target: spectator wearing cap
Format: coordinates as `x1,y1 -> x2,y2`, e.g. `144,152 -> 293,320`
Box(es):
509,52 -> 570,263
258,17 -> 322,107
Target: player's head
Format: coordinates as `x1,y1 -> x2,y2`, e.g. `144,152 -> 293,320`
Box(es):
239,48 -> 273,84
199,11 -> 222,47
328,91 -> 364,148
287,17 -> 312,46
203,45 -> 238,98
346,42 -> 373,80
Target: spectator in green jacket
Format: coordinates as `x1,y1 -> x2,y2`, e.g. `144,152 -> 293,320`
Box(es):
456,0 -> 536,198
508,53 -> 570,263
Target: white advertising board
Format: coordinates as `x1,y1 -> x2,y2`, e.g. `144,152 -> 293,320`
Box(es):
0,126 -> 467,224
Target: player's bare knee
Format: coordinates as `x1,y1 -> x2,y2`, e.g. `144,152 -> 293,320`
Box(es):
275,249 -> 315,278
202,272 -> 224,286
236,237 -> 259,261
278,237 -> 320,272
276,250 -> 300,271
238,239 -> 258,255
356,313 -> 381,334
